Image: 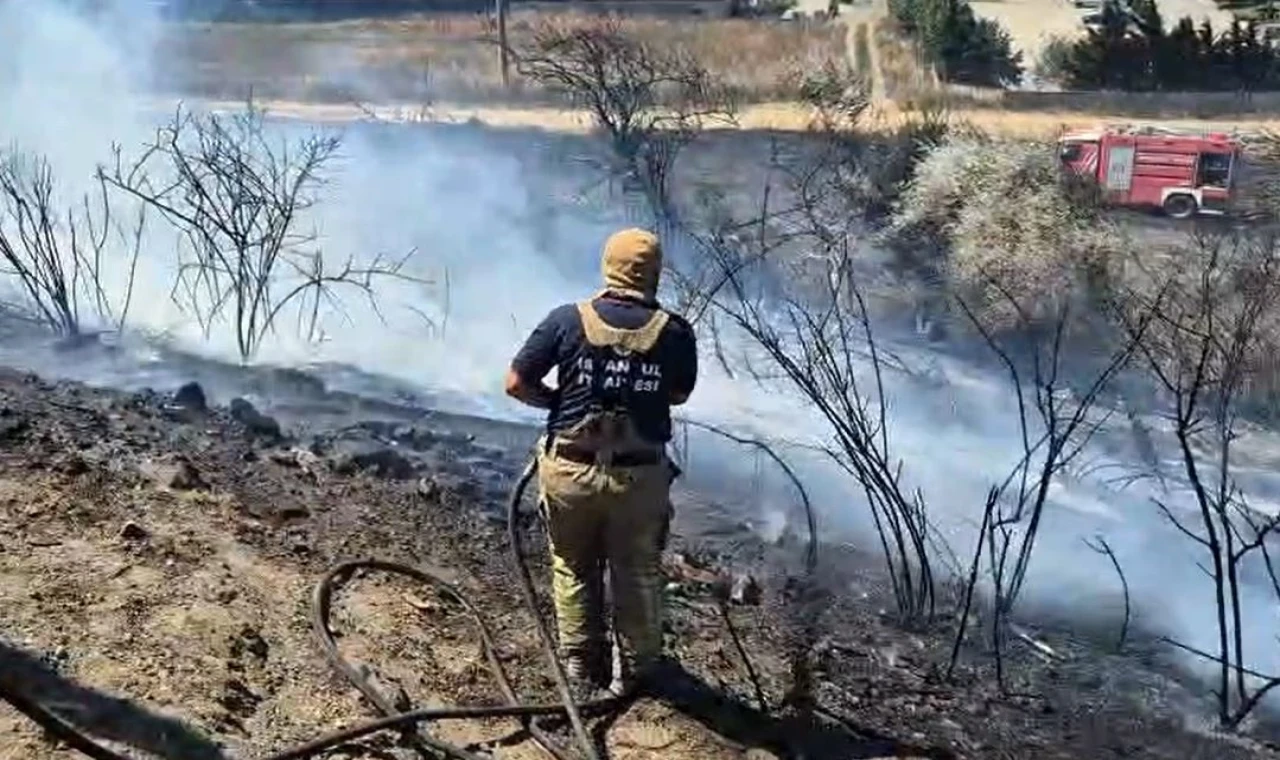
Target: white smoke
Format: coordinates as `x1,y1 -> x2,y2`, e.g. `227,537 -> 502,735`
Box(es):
0,0 -> 1277,725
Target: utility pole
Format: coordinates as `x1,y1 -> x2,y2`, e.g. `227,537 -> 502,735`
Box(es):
497,0 -> 510,88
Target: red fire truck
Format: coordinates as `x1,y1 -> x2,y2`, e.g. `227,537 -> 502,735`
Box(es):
1057,125 -> 1242,219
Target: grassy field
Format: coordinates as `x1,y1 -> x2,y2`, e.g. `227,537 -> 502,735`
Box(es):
153,11 -> 849,105
153,8 -> 1280,138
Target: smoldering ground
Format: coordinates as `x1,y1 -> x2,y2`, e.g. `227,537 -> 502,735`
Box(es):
2,0 -> 1279,739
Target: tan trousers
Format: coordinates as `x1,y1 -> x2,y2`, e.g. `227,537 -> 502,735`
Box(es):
536,443 -> 672,668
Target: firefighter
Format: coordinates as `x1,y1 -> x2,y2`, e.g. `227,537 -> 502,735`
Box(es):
504,227 -> 698,698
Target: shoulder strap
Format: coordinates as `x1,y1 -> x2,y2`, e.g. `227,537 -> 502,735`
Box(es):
576,300 -> 671,354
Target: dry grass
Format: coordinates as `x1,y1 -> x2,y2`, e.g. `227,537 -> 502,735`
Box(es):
925,108 -> 1280,138
151,10 -> 1280,134
871,16 -> 940,104
154,11 -> 848,105
194,94 -> 1280,141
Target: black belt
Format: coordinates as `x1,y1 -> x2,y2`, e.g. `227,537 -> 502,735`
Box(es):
554,445 -> 661,467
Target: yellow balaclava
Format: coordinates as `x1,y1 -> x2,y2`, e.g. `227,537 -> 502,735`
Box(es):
600,227 -> 663,301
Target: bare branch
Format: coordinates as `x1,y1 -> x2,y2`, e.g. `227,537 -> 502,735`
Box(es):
511,16 -> 737,231
1084,535 -> 1130,652
98,100 -> 428,363
0,148 -> 143,337
678,418 -> 816,575
1126,230 -> 1280,728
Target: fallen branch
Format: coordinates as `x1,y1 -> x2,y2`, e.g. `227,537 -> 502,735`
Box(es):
716,600 -> 770,713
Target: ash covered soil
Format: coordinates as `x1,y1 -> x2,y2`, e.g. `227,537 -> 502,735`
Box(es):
0,366 -> 1274,760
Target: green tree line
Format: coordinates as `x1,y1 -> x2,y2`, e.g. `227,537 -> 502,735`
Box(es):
888,0 -> 1024,87
1043,0 -> 1280,90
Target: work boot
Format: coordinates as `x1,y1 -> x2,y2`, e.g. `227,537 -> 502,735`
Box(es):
607,651 -> 660,700
562,652 -> 608,703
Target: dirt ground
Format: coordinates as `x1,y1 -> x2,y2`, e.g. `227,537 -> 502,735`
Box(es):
0,367 -> 792,760
0,361 -> 1275,760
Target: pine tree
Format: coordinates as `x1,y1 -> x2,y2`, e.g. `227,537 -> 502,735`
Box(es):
1060,4 -> 1280,91
889,0 -> 1023,86
1161,17 -> 1205,89
1065,0 -> 1135,88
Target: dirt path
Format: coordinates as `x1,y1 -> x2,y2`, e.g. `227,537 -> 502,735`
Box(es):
790,0 -> 887,101
843,0 -> 887,102
181,95 -> 1280,139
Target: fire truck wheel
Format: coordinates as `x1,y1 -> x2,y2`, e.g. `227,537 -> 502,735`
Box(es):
1162,194 -> 1198,220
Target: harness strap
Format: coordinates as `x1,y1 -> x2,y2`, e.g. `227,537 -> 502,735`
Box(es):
576,299 -> 670,354
543,298 -> 671,458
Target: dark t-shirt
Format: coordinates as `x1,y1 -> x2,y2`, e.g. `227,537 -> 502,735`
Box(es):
511,294 -> 698,444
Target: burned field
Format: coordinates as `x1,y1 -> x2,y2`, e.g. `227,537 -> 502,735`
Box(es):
0,361 -> 1272,760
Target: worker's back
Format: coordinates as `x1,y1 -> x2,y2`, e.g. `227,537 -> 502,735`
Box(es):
510,292 -> 697,445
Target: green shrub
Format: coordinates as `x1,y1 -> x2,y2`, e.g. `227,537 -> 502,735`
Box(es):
1034,34 -> 1076,86
890,137 -> 1125,329
1060,0 -> 1280,91
888,0 -> 1023,87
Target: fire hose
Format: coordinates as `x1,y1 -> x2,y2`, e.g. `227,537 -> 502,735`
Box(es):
0,457 -> 615,760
